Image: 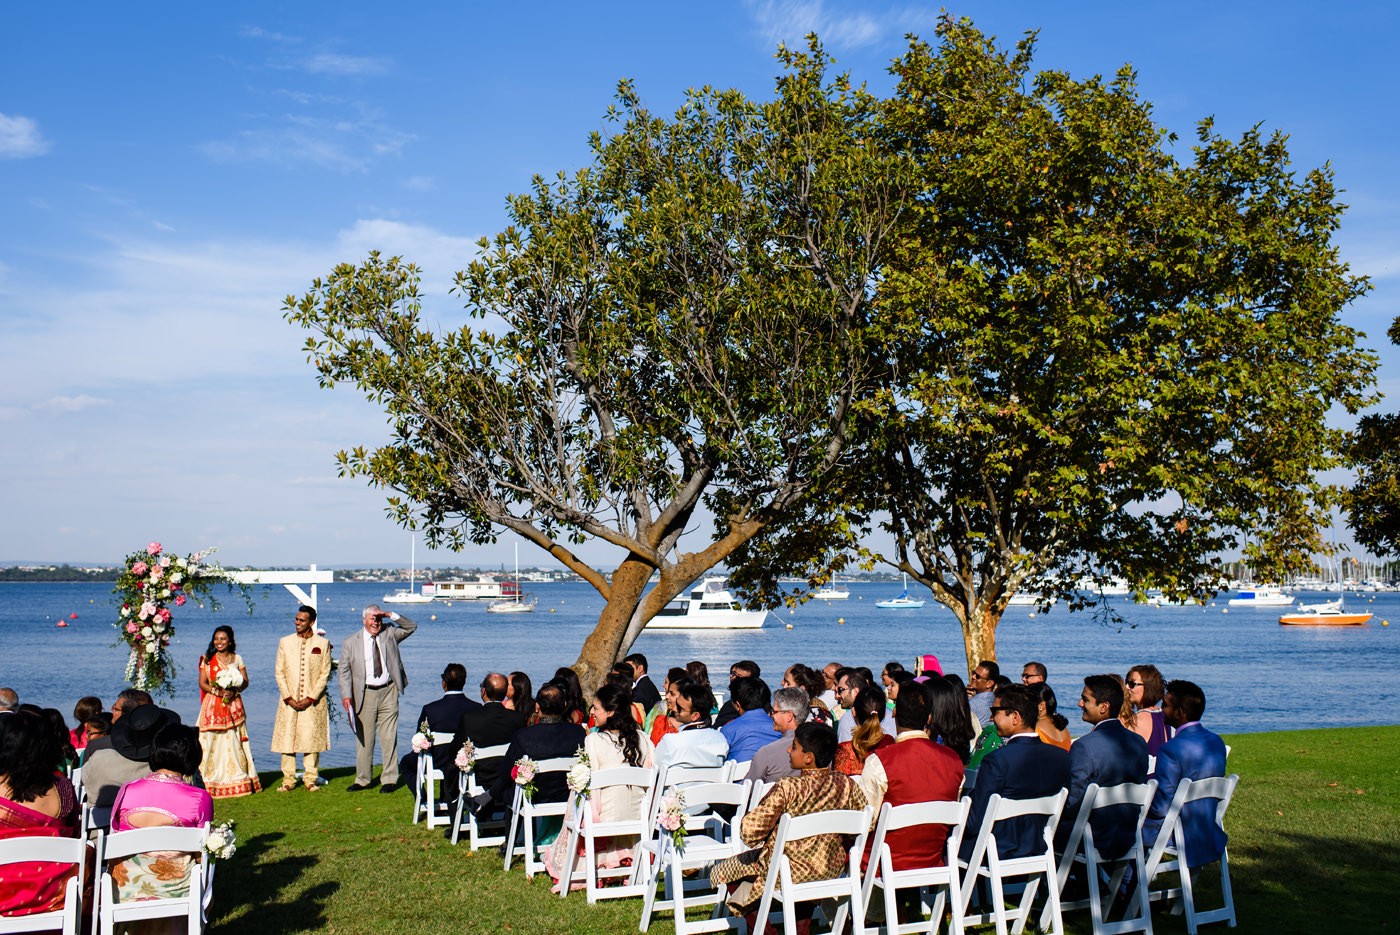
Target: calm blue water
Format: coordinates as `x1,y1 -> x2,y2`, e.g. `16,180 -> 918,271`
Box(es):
3,581 -> 1396,768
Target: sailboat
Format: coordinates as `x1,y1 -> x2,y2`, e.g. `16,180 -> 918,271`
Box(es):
383,538 -> 434,604
486,544 -> 536,614
875,573 -> 924,609
812,569 -> 849,601
1280,550 -> 1371,626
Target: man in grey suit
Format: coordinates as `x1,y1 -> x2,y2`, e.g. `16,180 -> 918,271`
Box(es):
339,603 -> 417,792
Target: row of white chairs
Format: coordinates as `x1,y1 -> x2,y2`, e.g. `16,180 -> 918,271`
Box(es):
0,823 -> 211,935
412,742 -> 1237,935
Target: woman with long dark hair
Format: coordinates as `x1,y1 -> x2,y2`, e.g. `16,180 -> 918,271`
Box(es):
195,624 -> 260,797
833,686 -> 893,775
544,682 -> 654,891
925,676 -> 976,764
552,667 -> 586,726
506,671 -> 536,724
1031,682 -> 1071,751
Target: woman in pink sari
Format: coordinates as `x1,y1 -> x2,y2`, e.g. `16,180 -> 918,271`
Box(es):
110,723 -> 213,907
0,711 -> 80,918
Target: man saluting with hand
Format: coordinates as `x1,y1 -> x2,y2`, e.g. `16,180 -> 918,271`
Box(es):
339,603 -> 417,792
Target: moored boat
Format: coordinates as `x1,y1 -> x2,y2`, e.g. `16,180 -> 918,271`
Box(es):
647,578 -> 767,629
1227,583 -> 1293,607
876,574 -> 924,609
383,538 -> 435,604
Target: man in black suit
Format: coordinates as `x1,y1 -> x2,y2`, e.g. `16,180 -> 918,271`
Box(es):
400,663 -> 480,798
961,683 -> 1071,862
1062,674 -> 1149,860
626,652 -> 662,712
472,682 -> 586,813
450,672 -> 527,792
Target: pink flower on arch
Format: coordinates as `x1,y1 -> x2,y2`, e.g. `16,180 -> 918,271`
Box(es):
147,542 -> 162,556
174,594 -> 187,606
125,621 -> 139,634
158,608 -> 172,623
132,561 -> 148,576
139,601 -> 157,620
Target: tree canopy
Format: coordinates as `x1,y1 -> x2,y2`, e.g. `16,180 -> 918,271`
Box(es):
730,17 -> 1376,673
284,45 -> 907,690
1347,314 -> 1400,554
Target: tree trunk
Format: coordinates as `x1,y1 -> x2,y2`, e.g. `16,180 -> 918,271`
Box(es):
571,557 -> 654,697
956,601 -> 1000,679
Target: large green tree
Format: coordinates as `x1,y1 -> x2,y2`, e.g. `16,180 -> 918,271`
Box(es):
285,47 -> 907,691
1347,315 -> 1400,554
732,18 -> 1377,674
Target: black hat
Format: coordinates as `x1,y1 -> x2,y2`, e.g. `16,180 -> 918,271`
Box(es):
110,705 -> 180,762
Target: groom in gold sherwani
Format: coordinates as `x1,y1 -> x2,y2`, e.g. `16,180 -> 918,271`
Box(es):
271,604 -> 333,792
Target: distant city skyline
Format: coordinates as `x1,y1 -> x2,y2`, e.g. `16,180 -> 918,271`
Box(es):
4,2 -> 1397,569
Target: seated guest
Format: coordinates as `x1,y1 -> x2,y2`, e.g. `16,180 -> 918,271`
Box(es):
474,683 -> 586,817
1143,680 -> 1229,867
966,660 -> 999,726
836,669 -> 895,742
587,665 -> 647,728
71,696 -> 103,752
40,709 -> 78,773
747,687 -> 810,783
960,684 -> 1070,863
625,653 -> 662,711
1032,683 -> 1072,751
880,661 -> 907,695
648,667 -> 689,745
82,688 -> 152,763
857,683 -> 963,873
84,704 -> 179,810
450,673 -> 527,793
818,662 -> 842,711
400,663 -> 479,800
711,723 -> 866,935
550,668 -> 587,726
0,711 -> 80,918
715,661 -> 760,728
720,677 -> 773,764
922,677 -> 976,764
1021,661 -> 1048,686
85,713 -> 113,748
109,723 -> 213,906
0,688 -> 17,714
1063,675 -> 1149,860
543,683 -> 654,891
912,653 -> 943,679
1123,665 -> 1171,756
654,680 -> 727,775
834,687 -> 893,776
505,671 -> 536,724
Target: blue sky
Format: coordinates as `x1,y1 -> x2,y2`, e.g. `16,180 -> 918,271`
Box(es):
3,1 -> 1398,570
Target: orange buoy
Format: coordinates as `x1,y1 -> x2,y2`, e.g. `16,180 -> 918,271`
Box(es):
56,621 -> 68,628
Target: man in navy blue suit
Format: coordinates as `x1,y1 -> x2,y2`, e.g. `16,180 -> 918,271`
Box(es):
960,683 -> 1071,862
1143,680 -> 1228,867
1063,675 -> 1149,860
400,663 -> 479,799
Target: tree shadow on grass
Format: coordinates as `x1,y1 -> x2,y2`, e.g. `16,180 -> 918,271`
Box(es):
208,832 -> 339,935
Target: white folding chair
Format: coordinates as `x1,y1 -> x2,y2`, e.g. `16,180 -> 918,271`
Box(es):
724,760 -> 752,782
95,824 -> 209,935
411,738 -> 459,829
638,779 -> 752,934
1040,781 -> 1157,935
448,743 -> 510,848
554,765 -> 658,903
0,836 -> 85,935
503,755 -> 575,876
1135,774 -> 1239,935
751,807 -> 871,935
851,798 -> 971,935
746,779 -> 775,813
959,788 -> 1070,935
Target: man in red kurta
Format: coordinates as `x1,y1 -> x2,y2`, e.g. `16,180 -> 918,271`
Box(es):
857,683 -> 964,871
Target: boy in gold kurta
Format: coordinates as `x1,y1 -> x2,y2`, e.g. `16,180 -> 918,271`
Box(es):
710,721 -> 866,934
271,604 -> 332,791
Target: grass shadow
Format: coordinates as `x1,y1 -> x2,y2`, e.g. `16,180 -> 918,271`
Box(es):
208,831 -> 337,935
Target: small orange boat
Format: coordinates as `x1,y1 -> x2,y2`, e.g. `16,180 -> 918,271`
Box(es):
1279,599 -> 1371,626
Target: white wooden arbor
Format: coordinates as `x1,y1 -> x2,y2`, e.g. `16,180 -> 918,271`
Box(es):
227,565 -> 333,608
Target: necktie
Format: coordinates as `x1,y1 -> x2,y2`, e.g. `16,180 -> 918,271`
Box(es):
371,634 -> 384,679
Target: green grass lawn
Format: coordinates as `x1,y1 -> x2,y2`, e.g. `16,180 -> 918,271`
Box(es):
206,725 -> 1400,935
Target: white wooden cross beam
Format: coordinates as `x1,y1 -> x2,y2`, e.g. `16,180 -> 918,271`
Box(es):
227,565 -> 334,608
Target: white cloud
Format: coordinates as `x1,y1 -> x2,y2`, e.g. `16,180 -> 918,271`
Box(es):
33,395 -> 112,415
0,113 -> 51,158
239,25 -> 301,43
152,220 -> 175,232
401,175 -> 436,191
200,103 -> 414,173
303,53 -> 390,77
742,0 -> 937,50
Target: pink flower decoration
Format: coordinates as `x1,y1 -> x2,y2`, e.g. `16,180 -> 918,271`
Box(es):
147,542 -> 162,556
132,561 -> 148,576
174,594 -> 187,606
139,601 -> 157,619
125,621 -> 139,634
158,556 -> 171,568
159,608 -> 172,623
659,812 -> 681,831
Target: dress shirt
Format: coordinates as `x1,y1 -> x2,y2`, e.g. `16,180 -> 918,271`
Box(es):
363,626 -> 392,687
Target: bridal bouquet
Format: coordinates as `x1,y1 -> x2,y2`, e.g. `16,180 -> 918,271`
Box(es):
566,746 -> 591,798
204,820 -> 238,860
112,543 -> 253,699
512,755 -> 538,800
213,668 -> 245,691
657,792 -> 687,852
455,740 -> 476,771
411,718 -> 433,753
